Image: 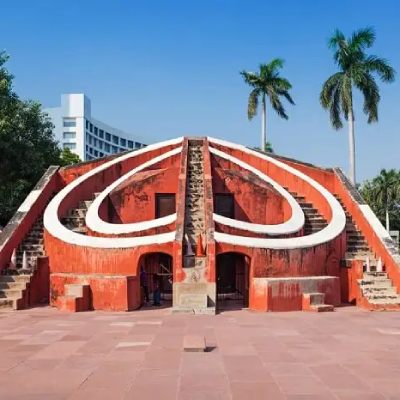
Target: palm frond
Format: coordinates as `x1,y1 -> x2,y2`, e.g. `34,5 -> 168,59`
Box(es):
365,55 -> 396,82
356,72 -> 380,123
277,89 -> 295,105
328,29 -> 346,49
320,72 -> 343,108
269,91 -> 288,120
240,71 -> 260,87
350,27 -> 375,50
330,85 -> 343,129
274,77 -> 292,91
247,89 -> 259,120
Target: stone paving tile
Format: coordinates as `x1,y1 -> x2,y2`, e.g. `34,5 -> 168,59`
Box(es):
0,306 -> 399,399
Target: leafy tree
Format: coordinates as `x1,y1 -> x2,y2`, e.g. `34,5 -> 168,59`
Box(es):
0,52 -> 61,226
60,147 -> 81,166
360,169 -> 400,232
241,59 -> 294,152
320,27 -> 395,185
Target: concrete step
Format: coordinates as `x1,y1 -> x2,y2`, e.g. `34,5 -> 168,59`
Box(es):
310,304 -> 334,312
0,299 -> 15,309
0,281 -> 27,290
0,275 -> 31,283
358,278 -> 392,287
0,288 -> 24,299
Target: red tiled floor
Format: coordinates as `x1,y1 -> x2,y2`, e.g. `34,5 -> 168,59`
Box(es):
0,306 -> 399,399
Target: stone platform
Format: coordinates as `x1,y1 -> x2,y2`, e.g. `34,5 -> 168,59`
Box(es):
0,306 -> 399,399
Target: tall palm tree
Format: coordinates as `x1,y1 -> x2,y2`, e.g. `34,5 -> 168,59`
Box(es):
320,27 -> 395,185
372,169 -> 400,232
241,58 -> 294,151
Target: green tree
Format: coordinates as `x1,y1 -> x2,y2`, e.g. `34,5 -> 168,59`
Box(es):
60,147 -> 81,166
320,27 -> 395,185
360,169 -> 400,232
241,58 -> 294,152
0,52 -> 61,226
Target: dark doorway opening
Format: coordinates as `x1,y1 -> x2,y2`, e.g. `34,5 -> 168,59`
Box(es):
156,194 -> 176,218
215,194 -> 234,218
139,252 -> 173,309
216,252 -> 249,311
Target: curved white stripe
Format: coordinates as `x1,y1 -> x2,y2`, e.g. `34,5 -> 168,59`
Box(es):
208,137 -> 346,249
86,147 -> 181,234
210,147 -> 304,235
44,137 -> 183,248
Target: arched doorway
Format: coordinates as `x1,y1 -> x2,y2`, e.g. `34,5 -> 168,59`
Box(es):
216,252 -> 250,311
138,252 -> 173,308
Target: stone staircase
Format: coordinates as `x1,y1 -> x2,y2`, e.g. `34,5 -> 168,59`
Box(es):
0,275 -> 31,310
57,284 -> 90,312
288,191 -> 328,235
0,215 -> 46,310
334,195 -> 400,309
61,193 -> 100,235
184,140 -> 205,254
174,139 -> 214,314
358,272 -> 400,308
302,292 -> 334,312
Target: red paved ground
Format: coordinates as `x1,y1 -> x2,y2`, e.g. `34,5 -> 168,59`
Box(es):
0,306 -> 399,399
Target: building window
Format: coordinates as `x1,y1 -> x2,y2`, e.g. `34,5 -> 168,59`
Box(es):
99,152 -> 104,157
120,138 -> 126,147
135,142 -> 142,149
99,129 -> 104,139
99,141 -> 103,149
86,120 -> 89,130
90,123 -> 93,132
63,131 -> 76,139
106,132 -> 111,141
63,142 -> 76,150
94,150 -> 98,157
93,138 -> 98,147
112,135 -> 119,144
63,118 -> 76,127
89,147 -> 93,154
94,127 -> 98,136
112,146 -> 118,153
128,140 -> 133,149
88,136 -> 92,145
105,143 -> 110,152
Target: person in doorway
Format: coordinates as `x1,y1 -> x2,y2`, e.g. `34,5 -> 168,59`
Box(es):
153,274 -> 161,306
140,267 -> 149,304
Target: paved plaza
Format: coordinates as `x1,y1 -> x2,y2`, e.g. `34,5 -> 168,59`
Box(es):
0,306 -> 399,399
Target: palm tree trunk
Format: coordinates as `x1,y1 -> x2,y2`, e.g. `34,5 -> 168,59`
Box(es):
386,208 -> 390,232
261,94 -> 266,151
348,108 -> 356,185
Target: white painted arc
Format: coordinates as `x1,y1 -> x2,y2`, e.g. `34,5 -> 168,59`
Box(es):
43,137 -> 183,248
85,147 -> 182,234
210,147 -> 304,235
208,136 -> 346,249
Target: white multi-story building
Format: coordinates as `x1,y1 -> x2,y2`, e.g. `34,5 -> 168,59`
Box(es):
44,94 -> 147,161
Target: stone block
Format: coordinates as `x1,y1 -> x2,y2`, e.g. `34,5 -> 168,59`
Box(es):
183,335 -> 206,352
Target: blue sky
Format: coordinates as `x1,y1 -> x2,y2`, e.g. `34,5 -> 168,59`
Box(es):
1,0 -> 399,182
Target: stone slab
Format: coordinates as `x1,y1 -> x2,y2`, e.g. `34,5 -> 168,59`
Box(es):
183,335 -> 206,352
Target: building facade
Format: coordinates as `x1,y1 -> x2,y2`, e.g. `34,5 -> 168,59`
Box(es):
44,94 -> 147,161
1,136 -> 400,313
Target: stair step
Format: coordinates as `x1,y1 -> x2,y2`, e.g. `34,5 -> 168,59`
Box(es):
310,304 -> 334,312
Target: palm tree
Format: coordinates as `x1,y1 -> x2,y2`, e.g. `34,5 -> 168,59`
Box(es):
320,27 -> 395,185
372,169 -> 400,232
241,58 -> 294,151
